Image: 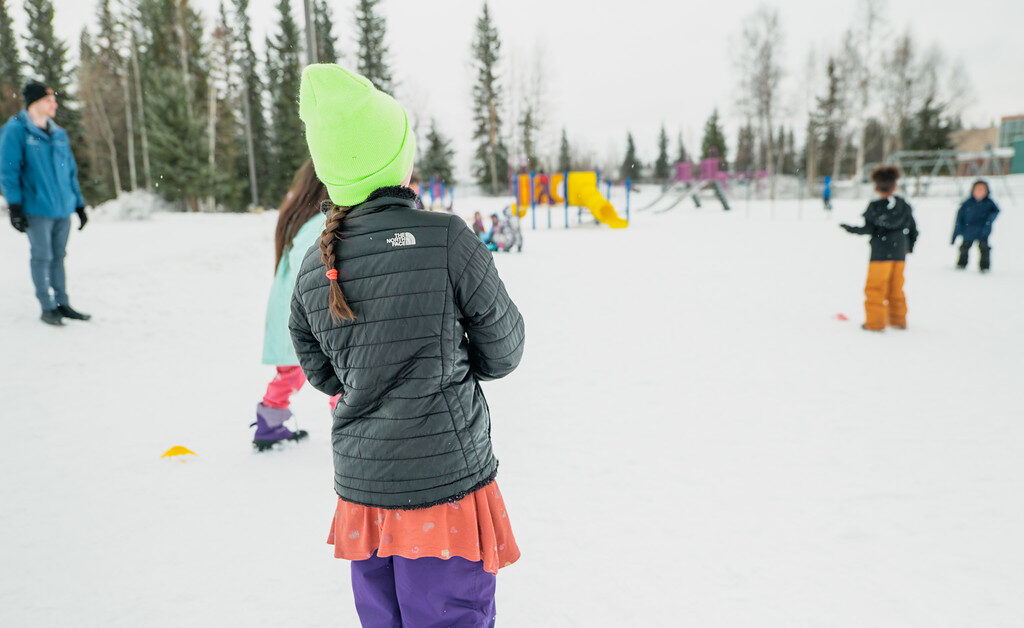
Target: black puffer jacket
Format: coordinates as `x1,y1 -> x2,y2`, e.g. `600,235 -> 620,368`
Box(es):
289,188 -> 525,509
843,195 -> 918,261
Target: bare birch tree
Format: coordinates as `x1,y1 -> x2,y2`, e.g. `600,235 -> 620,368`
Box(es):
736,5 -> 784,198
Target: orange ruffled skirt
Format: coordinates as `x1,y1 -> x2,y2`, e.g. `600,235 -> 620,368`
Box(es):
328,481 -> 520,575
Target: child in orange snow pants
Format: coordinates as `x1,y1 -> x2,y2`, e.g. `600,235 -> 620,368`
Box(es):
864,261 -> 906,330
841,166 -> 918,332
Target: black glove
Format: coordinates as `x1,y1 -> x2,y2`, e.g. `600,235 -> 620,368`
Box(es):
8,203 -> 27,232
840,223 -> 857,233
75,206 -> 87,231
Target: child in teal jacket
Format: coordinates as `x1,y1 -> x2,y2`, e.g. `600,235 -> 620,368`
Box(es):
253,160 -> 339,450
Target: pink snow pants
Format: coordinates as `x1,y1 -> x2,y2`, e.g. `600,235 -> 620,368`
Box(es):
262,366 -> 341,410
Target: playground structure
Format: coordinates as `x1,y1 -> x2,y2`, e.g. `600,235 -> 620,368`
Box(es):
863,149 -> 1017,199
640,158 -> 733,212
512,171 -> 629,229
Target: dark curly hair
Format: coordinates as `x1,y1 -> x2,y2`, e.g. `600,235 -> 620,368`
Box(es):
870,165 -> 901,193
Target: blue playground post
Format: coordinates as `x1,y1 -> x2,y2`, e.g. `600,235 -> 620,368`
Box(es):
428,177 -> 436,208
529,172 -> 537,231
625,178 -> 631,224
605,179 -> 612,201
440,182 -> 446,208
563,170 -> 569,229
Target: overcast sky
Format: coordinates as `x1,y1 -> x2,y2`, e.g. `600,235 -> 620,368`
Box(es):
25,0 -> 1024,176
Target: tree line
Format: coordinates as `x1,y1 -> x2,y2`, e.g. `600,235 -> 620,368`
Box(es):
619,0 -> 967,190
0,0 -> 971,209
0,0 -> 466,211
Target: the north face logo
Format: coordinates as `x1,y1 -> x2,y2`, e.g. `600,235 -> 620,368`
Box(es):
386,232 -> 416,247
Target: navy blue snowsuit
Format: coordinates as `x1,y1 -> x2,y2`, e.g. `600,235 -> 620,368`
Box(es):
952,184 -> 999,270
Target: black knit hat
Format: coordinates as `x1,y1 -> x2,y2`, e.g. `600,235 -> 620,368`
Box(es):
22,81 -> 53,107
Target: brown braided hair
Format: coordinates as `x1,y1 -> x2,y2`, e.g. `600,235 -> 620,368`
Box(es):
274,159 -> 329,271
319,200 -> 356,322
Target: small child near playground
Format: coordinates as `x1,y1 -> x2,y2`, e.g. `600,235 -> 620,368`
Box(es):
289,64 -> 524,625
535,170 -> 554,205
951,179 -> 999,272
253,160 -> 340,450
822,175 -> 832,210
840,166 -> 918,332
494,206 -> 524,252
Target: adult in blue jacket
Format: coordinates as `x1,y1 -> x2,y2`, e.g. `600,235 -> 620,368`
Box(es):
1,81 -> 90,325
952,180 -> 1000,272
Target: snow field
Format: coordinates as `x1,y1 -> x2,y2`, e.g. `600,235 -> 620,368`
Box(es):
1,181 -> 1022,626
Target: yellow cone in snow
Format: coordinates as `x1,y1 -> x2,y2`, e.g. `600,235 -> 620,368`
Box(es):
162,445 -> 197,458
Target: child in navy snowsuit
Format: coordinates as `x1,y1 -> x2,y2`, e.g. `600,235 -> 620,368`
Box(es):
952,180 -> 999,272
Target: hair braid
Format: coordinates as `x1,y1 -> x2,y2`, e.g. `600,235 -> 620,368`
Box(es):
319,202 -> 356,322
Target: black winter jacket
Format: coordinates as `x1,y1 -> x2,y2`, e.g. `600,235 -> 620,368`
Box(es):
844,195 -> 918,261
289,188 -> 525,509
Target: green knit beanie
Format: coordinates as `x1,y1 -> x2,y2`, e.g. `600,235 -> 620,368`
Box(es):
299,64 -> 415,206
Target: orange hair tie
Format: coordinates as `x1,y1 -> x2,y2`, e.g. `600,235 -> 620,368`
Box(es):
325,269 -> 338,281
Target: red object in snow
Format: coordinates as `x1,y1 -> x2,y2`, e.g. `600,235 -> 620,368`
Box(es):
835,313 -> 849,321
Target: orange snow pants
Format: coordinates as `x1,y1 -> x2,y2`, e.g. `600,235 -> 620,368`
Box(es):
864,261 -> 906,330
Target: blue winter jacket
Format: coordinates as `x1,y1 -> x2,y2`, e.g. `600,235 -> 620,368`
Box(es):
0,111 -> 85,218
952,196 -> 999,243
262,214 -> 325,365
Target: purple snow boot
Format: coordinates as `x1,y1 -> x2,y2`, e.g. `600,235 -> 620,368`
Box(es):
252,403 -> 309,451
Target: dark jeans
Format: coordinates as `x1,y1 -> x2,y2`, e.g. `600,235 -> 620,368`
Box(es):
957,238 -> 991,270
351,551 -> 496,627
25,214 -> 71,311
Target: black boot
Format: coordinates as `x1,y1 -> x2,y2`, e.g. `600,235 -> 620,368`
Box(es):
40,309 -> 64,326
979,240 -> 991,272
956,242 -> 970,269
57,305 -> 91,321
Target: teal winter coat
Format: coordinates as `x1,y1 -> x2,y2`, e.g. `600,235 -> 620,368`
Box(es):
0,111 -> 85,218
262,214 -> 325,365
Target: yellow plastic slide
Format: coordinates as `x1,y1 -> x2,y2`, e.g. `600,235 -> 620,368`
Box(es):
512,171 -> 628,228
567,172 -> 628,229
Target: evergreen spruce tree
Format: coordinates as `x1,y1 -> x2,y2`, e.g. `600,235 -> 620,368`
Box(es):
620,132 -> 641,180
775,125 -> 785,174
420,119 -> 456,183
354,0 -> 393,93
812,59 -> 842,176
471,2 -> 507,194
314,0 -> 339,63
733,123 -> 755,173
23,0 -> 79,140
700,109 -> 728,167
265,0 -> 307,206
904,96 -> 952,151
232,0 -> 271,206
557,128 -> 571,173
784,128 -> 797,175
654,124 -> 670,180
23,0 -> 69,94
136,0 -> 209,209
519,106 -> 538,171
0,0 -> 22,118
676,132 -> 688,164
145,65 -> 206,204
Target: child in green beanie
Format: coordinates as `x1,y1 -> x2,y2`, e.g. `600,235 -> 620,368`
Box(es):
289,64 -> 525,626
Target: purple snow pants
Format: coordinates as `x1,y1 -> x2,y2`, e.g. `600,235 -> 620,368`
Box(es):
351,551 -> 496,627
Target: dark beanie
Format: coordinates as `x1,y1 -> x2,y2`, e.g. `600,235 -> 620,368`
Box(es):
23,81 -> 52,107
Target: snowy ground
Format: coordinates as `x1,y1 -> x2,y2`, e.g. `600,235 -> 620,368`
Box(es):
1,180 -> 1022,627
